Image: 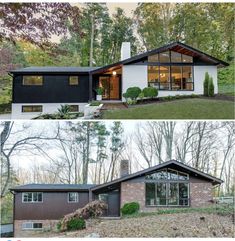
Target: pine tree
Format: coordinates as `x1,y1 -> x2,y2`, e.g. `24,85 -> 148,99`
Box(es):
208,77 -> 215,97
203,72 -> 210,96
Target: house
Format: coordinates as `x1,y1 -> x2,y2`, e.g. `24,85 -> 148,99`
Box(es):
9,41 -> 228,119
10,160 -> 222,237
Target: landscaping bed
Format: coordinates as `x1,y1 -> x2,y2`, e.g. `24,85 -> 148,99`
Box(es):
31,210 -> 234,238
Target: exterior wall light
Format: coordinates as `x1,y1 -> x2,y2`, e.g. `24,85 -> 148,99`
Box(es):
112,71 -> 117,76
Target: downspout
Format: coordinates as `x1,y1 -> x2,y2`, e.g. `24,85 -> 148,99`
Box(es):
89,72 -> 93,102
10,190 -> 15,237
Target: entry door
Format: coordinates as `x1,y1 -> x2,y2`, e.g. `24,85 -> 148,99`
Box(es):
107,191 -> 120,217
98,190 -> 120,217
99,76 -> 120,100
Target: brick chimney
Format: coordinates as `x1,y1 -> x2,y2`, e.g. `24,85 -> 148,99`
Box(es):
121,42 -> 131,61
120,159 -> 129,177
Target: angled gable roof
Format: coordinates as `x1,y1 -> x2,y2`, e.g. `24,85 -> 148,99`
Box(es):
91,160 -> 223,191
91,41 -> 228,74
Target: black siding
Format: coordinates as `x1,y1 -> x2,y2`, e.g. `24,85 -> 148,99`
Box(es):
13,74 -> 90,103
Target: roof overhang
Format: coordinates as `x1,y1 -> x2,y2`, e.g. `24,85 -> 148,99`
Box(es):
91,160 -> 223,192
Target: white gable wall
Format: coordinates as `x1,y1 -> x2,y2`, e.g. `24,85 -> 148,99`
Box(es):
122,65 -> 218,99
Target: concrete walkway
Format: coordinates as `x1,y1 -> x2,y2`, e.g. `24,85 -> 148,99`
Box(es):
0,113 -> 11,119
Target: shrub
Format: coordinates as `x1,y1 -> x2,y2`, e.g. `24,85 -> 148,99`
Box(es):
143,87 -> 158,99
96,87 -> 104,95
57,220 -> 62,231
127,99 -> 137,105
138,91 -> 145,102
208,77 -> 215,97
203,72 -> 210,96
59,200 -> 107,231
67,217 -> 85,231
125,87 -> 141,100
121,202 -> 140,215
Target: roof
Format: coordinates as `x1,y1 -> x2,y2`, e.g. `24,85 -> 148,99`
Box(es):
91,42 -> 228,74
11,160 -> 223,193
10,42 -> 229,75
91,160 -> 223,191
10,66 -> 100,74
10,183 -> 96,192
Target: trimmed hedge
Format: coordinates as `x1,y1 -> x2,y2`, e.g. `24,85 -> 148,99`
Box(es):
143,87 -> 158,99
123,87 -> 141,100
121,202 -> 140,215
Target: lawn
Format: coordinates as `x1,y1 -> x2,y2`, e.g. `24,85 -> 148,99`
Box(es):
102,99 -> 235,119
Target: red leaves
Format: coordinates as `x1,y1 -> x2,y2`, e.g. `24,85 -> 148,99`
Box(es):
0,3 -> 81,47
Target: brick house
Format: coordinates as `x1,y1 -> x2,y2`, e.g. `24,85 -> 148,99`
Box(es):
11,160 -> 222,237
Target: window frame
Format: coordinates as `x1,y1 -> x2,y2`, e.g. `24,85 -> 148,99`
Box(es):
148,64 -> 194,91
22,76 -> 43,86
22,192 -> 43,203
145,168 -> 189,207
22,105 -> 43,113
68,192 -> 79,203
69,76 -> 79,86
22,222 -> 43,230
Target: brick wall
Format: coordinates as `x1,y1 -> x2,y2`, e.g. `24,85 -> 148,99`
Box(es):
190,182 -> 213,207
121,180 -> 214,212
14,219 -> 59,237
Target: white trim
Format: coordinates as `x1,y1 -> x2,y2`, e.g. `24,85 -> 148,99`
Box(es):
22,192 -> 43,203
67,192 -> 79,203
22,222 -> 43,230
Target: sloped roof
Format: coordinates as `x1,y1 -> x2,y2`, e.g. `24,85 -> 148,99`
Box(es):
91,41 -> 229,74
91,160 -> 223,191
10,183 -> 96,192
10,66 -> 99,74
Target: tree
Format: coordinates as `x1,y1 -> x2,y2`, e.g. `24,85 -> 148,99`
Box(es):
208,77 -> 215,97
106,122 -> 124,181
203,72 -> 210,96
0,3 -> 81,47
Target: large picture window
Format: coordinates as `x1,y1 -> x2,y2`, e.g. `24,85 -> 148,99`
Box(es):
145,169 -> 189,206
147,51 -> 194,91
148,65 -> 193,91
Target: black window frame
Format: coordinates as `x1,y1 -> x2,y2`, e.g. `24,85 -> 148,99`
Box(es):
147,51 -> 194,91
22,76 -> 44,86
145,168 -> 190,207
22,192 -> 43,203
22,105 -> 43,113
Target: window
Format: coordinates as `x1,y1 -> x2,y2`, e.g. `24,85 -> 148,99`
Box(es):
69,76 -> 79,85
159,51 -> 170,62
159,66 -> 170,90
146,169 -> 168,180
145,168 -> 189,206
148,54 -> 159,62
182,54 -> 193,63
68,105 -> 79,112
148,65 -> 194,91
98,194 -> 108,202
22,105 -> 43,113
182,66 -> 193,90
68,192 -> 79,203
22,222 -> 42,230
171,51 -> 182,62
23,76 -> 43,85
22,192 -> 43,203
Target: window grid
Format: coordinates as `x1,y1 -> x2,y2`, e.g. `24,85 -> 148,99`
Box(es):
22,222 -> 43,230
68,192 -> 79,203
22,192 -> 43,203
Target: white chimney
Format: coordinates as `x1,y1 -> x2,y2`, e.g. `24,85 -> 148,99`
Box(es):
121,42 -> 131,61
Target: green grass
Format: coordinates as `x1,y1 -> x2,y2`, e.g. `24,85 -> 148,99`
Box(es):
122,204 -> 234,219
102,99 -> 235,119
218,84 -> 235,96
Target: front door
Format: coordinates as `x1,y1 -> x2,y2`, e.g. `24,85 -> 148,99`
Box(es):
98,190 -> 120,217
99,75 -> 120,100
